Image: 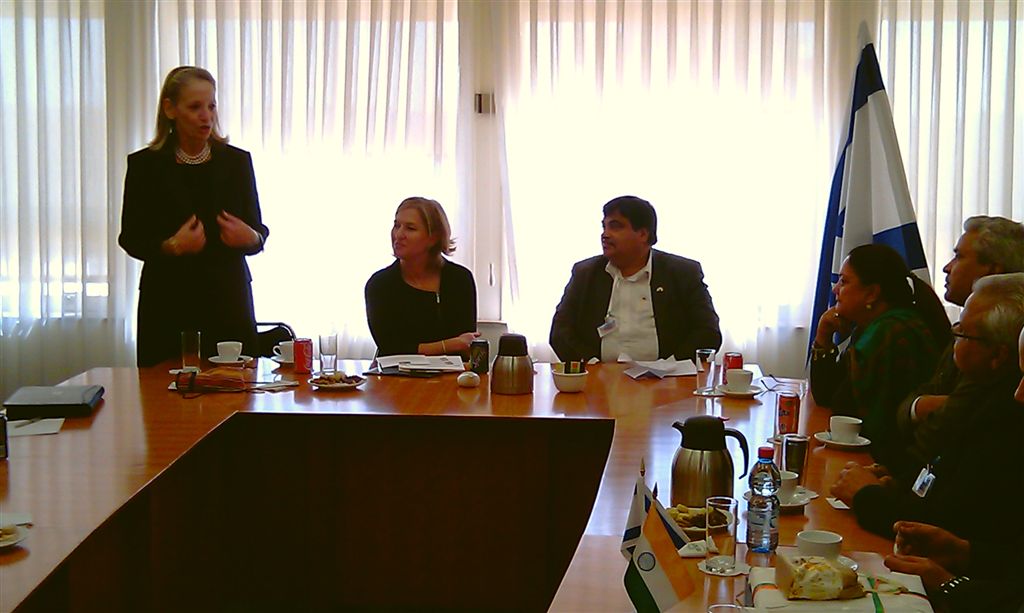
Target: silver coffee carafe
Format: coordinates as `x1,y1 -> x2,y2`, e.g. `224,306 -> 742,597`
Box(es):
670,415 -> 749,507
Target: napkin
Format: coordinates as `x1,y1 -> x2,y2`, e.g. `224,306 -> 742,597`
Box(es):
677,539 -> 718,558
8,418 -> 64,436
827,497 -> 851,510
749,567 -> 933,611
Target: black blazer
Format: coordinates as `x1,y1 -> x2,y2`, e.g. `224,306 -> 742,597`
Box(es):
118,142 -> 269,366
549,249 -> 722,361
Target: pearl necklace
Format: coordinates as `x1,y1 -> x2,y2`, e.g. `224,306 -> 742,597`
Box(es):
175,143 -> 212,165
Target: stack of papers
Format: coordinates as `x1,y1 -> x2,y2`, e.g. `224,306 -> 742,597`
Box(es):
624,357 -> 697,379
376,355 -> 465,373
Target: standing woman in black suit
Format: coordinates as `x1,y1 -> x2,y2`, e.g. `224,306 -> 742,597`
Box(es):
119,66 -> 269,366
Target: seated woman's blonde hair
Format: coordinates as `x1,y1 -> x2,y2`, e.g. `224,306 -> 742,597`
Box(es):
397,197 -> 455,256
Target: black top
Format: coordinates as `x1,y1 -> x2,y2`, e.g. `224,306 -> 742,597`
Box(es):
118,141 -> 268,366
549,249 -> 721,362
364,259 -> 477,357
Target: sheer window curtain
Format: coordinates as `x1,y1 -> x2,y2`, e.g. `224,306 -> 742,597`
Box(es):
0,0 -> 131,401
483,0 -> 839,375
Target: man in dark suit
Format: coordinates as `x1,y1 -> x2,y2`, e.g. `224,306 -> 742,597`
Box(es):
549,196 -> 721,362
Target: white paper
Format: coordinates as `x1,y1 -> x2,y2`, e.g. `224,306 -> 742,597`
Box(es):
8,418 -> 64,437
377,355 -> 463,371
624,357 -> 698,379
826,496 -> 850,510
0,512 -> 32,525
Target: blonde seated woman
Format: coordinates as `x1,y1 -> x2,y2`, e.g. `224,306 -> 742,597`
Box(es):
364,197 -> 479,358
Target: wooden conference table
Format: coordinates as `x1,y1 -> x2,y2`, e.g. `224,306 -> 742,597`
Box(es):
0,360 -> 894,612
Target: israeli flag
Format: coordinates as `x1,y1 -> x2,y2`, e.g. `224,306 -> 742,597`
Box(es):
810,38 -> 930,351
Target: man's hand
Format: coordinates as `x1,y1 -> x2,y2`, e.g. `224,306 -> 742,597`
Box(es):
893,521 -> 971,574
830,462 -> 881,504
217,211 -> 261,250
163,215 -> 206,255
884,554 -> 955,591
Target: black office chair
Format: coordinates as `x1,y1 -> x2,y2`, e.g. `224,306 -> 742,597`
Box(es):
255,321 -> 296,358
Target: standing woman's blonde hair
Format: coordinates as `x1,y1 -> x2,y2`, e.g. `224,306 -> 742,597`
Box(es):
149,66 -> 228,150
396,197 -> 456,256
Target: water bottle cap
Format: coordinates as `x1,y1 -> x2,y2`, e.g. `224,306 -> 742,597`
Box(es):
757,446 -> 774,459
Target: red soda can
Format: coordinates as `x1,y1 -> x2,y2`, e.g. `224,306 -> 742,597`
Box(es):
294,338 -> 313,374
722,352 -> 743,383
777,391 -> 801,436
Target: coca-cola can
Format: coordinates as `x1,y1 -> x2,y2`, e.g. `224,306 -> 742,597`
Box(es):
776,391 -> 801,437
469,339 -> 489,374
722,352 -> 743,383
294,338 -> 313,374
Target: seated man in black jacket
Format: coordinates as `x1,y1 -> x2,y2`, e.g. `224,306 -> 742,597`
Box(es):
830,273 -> 1024,546
549,196 -> 721,363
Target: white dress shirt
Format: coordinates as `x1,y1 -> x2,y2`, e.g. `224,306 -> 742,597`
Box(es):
600,253 -> 659,362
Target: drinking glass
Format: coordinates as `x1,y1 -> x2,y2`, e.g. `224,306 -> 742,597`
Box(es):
704,496 -> 738,574
695,348 -> 716,394
181,330 -> 201,372
319,333 -> 338,374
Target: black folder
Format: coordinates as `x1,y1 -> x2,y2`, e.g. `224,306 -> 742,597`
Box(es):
3,385 -> 105,420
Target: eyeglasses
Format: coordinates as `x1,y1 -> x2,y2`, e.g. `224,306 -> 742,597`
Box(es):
951,321 -> 989,344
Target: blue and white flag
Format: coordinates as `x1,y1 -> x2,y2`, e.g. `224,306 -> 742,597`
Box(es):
810,37 -> 930,351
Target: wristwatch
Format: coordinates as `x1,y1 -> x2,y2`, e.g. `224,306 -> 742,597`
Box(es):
938,575 -> 971,597
810,343 -> 837,361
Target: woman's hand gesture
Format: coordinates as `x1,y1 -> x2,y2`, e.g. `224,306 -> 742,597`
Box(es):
217,210 -> 261,250
163,215 -> 206,256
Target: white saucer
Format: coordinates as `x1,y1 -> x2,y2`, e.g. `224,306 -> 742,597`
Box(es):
814,431 -> 871,449
715,383 -> 760,398
0,525 -> 29,549
271,355 -> 294,365
743,490 -> 814,509
208,355 -> 253,365
697,559 -> 750,577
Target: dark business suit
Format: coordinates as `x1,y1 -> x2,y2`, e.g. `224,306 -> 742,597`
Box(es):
549,249 -> 722,362
118,141 -> 268,366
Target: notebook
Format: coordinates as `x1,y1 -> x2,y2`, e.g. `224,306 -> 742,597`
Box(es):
3,385 -> 105,420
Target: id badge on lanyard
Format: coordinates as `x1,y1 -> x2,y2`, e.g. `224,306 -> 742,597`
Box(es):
597,276 -> 621,339
912,456 -> 940,498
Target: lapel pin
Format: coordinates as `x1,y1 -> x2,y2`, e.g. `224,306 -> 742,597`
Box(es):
656,287 -> 664,293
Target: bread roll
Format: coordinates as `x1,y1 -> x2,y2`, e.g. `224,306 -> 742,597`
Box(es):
775,554 -> 864,600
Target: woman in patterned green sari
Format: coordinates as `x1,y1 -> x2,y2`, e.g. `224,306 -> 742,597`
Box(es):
810,244 -> 952,467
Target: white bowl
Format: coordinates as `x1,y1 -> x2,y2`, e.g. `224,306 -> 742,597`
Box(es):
552,363 -> 588,393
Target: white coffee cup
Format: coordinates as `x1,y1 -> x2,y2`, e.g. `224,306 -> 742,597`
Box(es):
273,340 -> 295,361
217,341 -> 243,360
778,470 -> 799,503
797,530 -> 843,559
725,368 -> 753,392
829,416 -> 863,443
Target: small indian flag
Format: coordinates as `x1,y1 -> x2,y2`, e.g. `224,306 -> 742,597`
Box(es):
623,499 -> 696,612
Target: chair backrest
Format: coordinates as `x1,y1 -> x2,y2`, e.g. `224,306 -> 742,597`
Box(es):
255,322 -> 296,357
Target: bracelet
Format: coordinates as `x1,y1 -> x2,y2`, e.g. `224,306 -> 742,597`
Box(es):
441,339 -> 447,354
810,344 -> 837,361
938,575 -> 970,597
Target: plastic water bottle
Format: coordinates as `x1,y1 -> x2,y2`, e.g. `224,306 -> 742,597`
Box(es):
746,445 -> 780,553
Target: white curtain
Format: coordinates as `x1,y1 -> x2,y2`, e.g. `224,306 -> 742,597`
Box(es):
2,1 -> 1021,399
484,0 -> 839,374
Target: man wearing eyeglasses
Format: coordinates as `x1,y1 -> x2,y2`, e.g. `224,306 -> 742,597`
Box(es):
892,216 -> 1024,473
831,273 -> 1024,549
